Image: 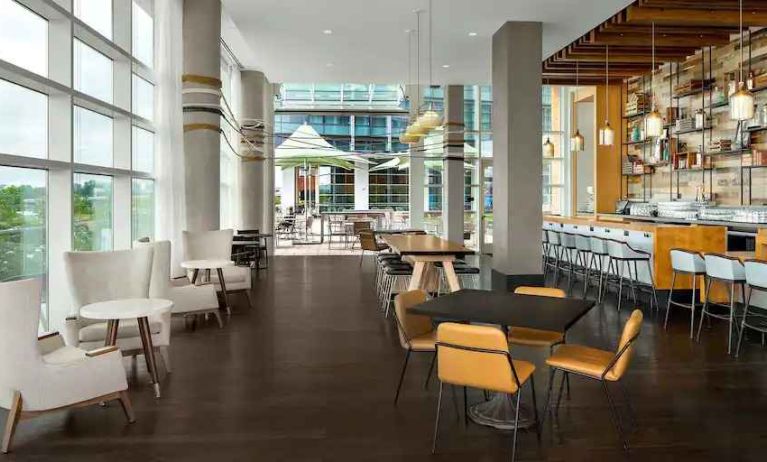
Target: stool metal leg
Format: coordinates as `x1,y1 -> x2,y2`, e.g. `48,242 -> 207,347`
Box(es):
647,260 -> 660,312
696,277 -> 713,342
735,286 -> 753,358
664,270 -> 677,330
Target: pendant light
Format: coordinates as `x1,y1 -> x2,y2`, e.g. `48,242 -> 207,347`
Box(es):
418,0 -> 442,130
571,61 -> 585,152
599,45 -> 615,146
405,11 -> 427,139
645,22 -> 664,138
731,0 -> 755,120
543,78 -> 556,156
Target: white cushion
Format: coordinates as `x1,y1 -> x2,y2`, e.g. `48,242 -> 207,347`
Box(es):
42,345 -> 87,365
78,319 -> 162,343
168,284 -> 219,314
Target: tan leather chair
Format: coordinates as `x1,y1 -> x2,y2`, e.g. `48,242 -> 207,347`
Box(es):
543,309 -> 643,451
509,286 -> 566,350
359,229 -> 388,266
434,322 -> 537,461
393,290 -> 436,405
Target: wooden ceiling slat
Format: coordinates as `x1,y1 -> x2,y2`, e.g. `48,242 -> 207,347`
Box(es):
625,6 -> 767,27
588,30 -> 732,47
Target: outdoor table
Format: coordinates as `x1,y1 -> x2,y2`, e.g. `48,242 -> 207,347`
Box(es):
411,289 -> 595,430
81,298 -> 173,399
381,234 -> 473,292
181,259 -> 234,314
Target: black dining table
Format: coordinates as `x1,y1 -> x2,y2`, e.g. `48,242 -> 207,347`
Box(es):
411,289 -> 595,430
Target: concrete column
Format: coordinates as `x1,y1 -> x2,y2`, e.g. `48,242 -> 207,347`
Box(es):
407,85 -> 424,228
443,85 -> 464,244
239,70 -> 266,231
263,80 -> 276,253
182,0 -> 221,232
491,21 -> 543,290
281,167 -> 295,213
354,161 -> 369,210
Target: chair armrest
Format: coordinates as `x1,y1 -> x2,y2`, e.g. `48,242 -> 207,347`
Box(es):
85,345 -> 120,357
37,332 -> 65,355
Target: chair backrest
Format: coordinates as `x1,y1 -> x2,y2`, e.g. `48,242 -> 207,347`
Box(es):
744,259 -> 767,290
437,322 -> 520,394
590,236 -> 609,255
182,229 -> 233,261
704,253 -> 745,281
0,279 -> 45,380
359,230 -> 379,252
575,234 -> 592,251
606,309 -> 643,381
541,230 -> 549,243
64,247 -> 154,312
560,232 -> 576,248
353,220 -> 372,233
670,249 -> 706,274
514,286 -> 566,298
547,230 -> 561,245
237,229 -> 259,235
135,240 -> 172,298
393,290 -> 431,350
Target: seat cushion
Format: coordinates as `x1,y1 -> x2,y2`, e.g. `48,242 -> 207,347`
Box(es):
42,345 -> 87,365
508,327 -> 564,347
409,331 -> 437,351
79,319 -> 162,343
546,344 -> 616,380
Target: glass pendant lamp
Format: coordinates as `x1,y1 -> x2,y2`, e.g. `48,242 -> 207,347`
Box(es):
645,22 -> 664,138
571,61 -> 585,152
543,136 -> 555,156
731,0 -> 755,121
599,45 -> 615,146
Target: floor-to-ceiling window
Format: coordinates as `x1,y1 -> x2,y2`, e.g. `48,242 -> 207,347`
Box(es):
542,86 -> 567,215
0,0 -> 157,330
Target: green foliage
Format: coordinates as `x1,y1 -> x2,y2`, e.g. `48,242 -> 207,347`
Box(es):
0,184 -> 46,282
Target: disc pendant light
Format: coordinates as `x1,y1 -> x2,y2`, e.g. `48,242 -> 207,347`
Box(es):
571,61 -> 585,152
404,11 -> 427,140
400,29 -> 421,144
731,0 -> 755,121
599,45 -> 615,146
645,22 -> 664,138
418,0 -> 442,130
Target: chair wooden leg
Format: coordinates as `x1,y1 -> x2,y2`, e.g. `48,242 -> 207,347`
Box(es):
118,390 -> 136,424
2,391 -> 22,454
431,382 -> 444,455
213,310 -> 224,328
393,350 -> 411,405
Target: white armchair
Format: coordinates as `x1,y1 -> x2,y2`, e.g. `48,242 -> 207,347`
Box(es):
182,229 -> 252,306
136,240 -> 223,328
0,278 -> 133,453
62,247 -> 172,373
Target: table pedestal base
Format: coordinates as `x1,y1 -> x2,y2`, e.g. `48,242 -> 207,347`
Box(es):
468,393 -> 535,430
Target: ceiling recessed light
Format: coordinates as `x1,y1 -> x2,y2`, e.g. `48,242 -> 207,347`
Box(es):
468,32 -> 478,37
323,29 -> 333,35
442,64 -> 450,68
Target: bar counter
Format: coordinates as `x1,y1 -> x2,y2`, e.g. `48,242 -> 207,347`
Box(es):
544,215 -> 727,290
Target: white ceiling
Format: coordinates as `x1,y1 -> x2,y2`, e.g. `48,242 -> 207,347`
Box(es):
222,0 -> 632,84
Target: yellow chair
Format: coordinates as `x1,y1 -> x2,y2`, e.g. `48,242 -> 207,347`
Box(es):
358,229 -> 388,266
543,309 -> 643,451
509,286 -> 567,350
393,290 -> 436,405
434,322 -> 537,461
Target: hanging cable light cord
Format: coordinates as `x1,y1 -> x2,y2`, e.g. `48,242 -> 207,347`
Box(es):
605,45 -> 609,118
740,0 -> 744,85
428,0 -> 433,99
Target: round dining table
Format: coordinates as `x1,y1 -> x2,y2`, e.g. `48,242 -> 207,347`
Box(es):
180,259 -> 234,315
81,298 -> 173,398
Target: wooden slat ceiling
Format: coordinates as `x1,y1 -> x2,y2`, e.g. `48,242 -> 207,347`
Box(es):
543,0 -> 767,85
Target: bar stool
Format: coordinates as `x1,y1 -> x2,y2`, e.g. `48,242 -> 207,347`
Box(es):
545,229 -> 562,282
376,254 -> 402,299
605,239 -> 659,312
559,232 -> 578,287
588,236 -> 610,304
542,229 -> 550,274
736,259 -> 767,357
573,233 -> 593,296
380,261 -> 413,317
665,249 -> 706,338
696,253 -> 746,355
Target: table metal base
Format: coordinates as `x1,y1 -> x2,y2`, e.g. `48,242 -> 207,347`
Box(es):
468,393 -> 535,431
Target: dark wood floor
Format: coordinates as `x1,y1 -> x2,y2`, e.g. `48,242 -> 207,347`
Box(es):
7,256 -> 767,461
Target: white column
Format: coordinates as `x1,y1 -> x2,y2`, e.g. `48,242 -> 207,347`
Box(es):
491,21 -> 543,290
182,0 -> 221,231
238,70 -> 266,231
407,85 -> 424,228
281,167 -> 295,213
443,85 -> 464,244
263,80 -> 276,252
354,161 -> 369,210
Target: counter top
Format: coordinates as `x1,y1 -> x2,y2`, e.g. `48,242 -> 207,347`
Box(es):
596,213 -> 766,231
544,215 -> 672,233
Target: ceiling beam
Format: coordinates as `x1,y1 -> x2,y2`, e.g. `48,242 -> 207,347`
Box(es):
624,6 -> 767,27
638,0 -> 767,11
588,30 -> 732,48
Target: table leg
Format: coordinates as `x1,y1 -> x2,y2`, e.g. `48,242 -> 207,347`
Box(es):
137,317 -> 161,398
191,269 -> 199,285
105,319 -> 120,346
216,268 -> 231,315
442,260 -> 462,292
408,261 -> 427,291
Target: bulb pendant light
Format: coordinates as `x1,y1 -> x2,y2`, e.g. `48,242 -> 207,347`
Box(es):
731,0 -> 755,121
417,0 -> 443,131
543,136 -> 555,157
599,45 -> 614,146
571,61 -> 585,152
644,22 -> 664,138
419,108 -> 443,129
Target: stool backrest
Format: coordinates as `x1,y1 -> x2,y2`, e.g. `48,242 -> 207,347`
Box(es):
590,236 -> 609,255
575,234 -> 591,251
560,232 -> 576,248
670,249 -> 706,274
704,253 -> 745,281
744,259 -> 767,289
547,230 -> 560,245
